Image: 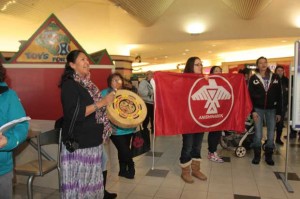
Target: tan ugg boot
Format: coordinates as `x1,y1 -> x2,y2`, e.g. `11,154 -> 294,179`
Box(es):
191,159 -> 207,181
180,160 -> 194,183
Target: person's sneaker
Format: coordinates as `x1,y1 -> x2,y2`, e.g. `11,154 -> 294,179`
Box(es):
208,152 -> 224,163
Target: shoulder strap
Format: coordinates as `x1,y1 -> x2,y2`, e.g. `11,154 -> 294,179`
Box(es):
68,97 -> 80,139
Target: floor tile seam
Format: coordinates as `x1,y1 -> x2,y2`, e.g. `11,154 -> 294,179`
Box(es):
256,182 -> 289,199
248,161 -> 266,198
125,182 -> 157,198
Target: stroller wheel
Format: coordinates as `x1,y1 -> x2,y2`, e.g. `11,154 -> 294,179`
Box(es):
235,146 -> 246,158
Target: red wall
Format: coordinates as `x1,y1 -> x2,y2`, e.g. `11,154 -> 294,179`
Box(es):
6,68 -> 112,120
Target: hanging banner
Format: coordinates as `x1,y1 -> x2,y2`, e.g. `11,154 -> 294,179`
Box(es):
154,72 -> 252,136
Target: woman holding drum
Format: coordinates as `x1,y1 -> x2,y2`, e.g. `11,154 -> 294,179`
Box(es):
102,72 -> 145,179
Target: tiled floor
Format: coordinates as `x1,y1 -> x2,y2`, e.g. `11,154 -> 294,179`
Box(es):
13,129 -> 300,199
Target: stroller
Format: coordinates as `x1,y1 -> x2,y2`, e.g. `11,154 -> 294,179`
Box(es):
219,115 -> 255,157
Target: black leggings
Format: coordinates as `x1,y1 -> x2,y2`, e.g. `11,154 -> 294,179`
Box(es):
142,103 -> 154,131
110,134 -> 133,163
208,131 -> 222,153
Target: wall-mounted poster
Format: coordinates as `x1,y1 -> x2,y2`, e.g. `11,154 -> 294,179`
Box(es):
292,41 -> 300,130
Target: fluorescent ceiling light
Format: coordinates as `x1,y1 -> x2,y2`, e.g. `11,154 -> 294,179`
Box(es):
132,62 -> 149,67
133,63 -> 179,73
133,59 -> 212,73
218,45 -> 293,62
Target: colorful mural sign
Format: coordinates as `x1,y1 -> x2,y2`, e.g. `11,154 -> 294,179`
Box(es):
11,14 -> 92,63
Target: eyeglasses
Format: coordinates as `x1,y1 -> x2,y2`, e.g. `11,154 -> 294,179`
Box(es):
112,79 -> 122,83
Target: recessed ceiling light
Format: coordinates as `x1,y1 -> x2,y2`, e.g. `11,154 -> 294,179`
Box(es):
185,49 -> 190,52
182,53 -> 186,55
164,56 -> 168,58
186,23 -> 205,34
281,40 -> 287,43
295,16 -> 300,28
212,44 -> 216,47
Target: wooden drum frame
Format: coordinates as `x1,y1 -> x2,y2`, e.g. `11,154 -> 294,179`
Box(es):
107,89 -> 147,128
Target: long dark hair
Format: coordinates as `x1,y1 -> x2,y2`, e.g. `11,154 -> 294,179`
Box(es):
255,56 -> 271,77
183,56 -> 200,73
107,72 -> 124,88
275,65 -> 284,73
0,62 -> 6,82
59,50 -> 84,87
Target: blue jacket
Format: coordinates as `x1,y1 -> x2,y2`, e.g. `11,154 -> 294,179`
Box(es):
101,88 -> 136,136
0,82 -> 29,176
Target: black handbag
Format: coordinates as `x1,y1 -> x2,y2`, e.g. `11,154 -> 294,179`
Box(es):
65,98 -> 80,153
131,127 -> 151,157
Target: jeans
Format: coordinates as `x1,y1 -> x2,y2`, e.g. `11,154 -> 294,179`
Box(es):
208,131 -> 222,153
252,108 -> 276,149
180,133 -> 204,164
0,171 -> 13,199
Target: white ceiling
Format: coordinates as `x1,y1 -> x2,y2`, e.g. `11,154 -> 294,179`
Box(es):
0,0 -> 300,69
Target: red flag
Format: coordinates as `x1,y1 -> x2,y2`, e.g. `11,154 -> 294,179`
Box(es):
153,71 -> 252,136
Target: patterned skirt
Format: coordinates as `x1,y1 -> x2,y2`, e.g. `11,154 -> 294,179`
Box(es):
60,144 -> 104,199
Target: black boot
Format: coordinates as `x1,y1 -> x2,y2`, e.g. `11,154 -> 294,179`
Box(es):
252,147 -> 261,164
103,171 -> 117,199
265,147 -> 275,166
118,161 -> 132,179
276,130 -> 284,145
127,160 -> 135,179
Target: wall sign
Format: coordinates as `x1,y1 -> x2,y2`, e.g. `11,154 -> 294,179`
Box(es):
11,14 -> 92,64
292,41 -> 300,130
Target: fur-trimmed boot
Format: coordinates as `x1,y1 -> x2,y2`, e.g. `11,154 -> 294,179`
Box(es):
252,147 -> 261,165
265,147 -> 275,166
180,160 -> 194,183
191,159 -> 207,181
103,171 -> 117,199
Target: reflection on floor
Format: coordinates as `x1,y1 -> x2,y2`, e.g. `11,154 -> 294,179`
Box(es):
13,130 -> 300,199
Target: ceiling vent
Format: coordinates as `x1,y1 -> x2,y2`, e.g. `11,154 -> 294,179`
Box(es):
222,0 -> 273,20
109,0 -> 176,26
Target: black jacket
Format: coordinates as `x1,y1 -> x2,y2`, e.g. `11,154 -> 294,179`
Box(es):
248,73 -> 282,115
279,75 -> 289,108
61,79 -> 104,149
